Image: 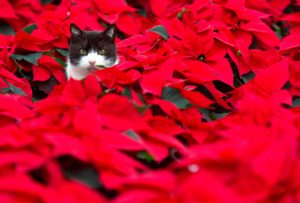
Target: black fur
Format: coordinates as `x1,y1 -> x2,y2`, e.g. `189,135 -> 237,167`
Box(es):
68,23 -> 117,66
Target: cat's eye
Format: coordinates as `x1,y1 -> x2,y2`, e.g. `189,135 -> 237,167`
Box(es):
80,49 -> 87,55
98,49 -> 106,55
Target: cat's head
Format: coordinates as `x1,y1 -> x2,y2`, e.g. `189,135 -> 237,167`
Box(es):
68,23 -> 118,70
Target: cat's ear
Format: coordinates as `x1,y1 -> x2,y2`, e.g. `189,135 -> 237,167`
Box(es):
70,23 -> 83,36
103,25 -> 115,39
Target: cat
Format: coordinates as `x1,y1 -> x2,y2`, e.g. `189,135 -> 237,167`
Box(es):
66,23 -> 119,80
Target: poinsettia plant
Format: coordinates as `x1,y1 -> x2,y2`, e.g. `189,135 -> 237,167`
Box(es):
0,0 -> 300,202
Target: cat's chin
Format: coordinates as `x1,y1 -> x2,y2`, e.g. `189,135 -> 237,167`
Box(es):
87,67 -> 102,71
87,61 -> 119,71
66,59 -> 119,80
87,65 -> 106,71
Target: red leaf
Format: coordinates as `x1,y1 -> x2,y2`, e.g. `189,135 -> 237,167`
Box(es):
15,30 -> 49,52
97,94 -> 148,131
146,116 -> 185,135
95,67 -> 133,88
62,79 -> 86,105
253,137 -> 297,186
178,171 -> 243,203
0,175 -> 49,201
251,59 -> 289,98
43,132 -> 88,161
182,28 -> 214,57
209,58 -> 233,86
241,21 -> 280,48
280,34 -> 300,51
117,35 -> 149,48
181,90 -> 213,108
115,171 -> 175,202
141,58 -> 174,96
0,95 -> 33,121
83,74 -> 102,97
93,0 -> 135,23
0,1 -> 17,19
37,55 -> 66,83
149,98 -> 182,120
33,65 -> 51,81
0,150 -> 45,172
182,60 -> 219,84
53,181 -> 108,203
116,12 -> 143,36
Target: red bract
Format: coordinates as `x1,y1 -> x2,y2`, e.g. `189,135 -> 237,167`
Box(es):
239,59 -> 289,100
140,58 -> 174,96
116,12 -> 153,36
0,0 -> 300,202
280,33 -> 300,52
0,68 -> 32,97
246,0 -> 291,19
93,0 -> 135,23
148,0 -> 189,17
0,1 -> 17,20
240,21 -> 280,49
113,171 -> 176,203
95,67 -> 137,89
2,0 -> 42,30
33,55 -> 66,83
15,29 -> 55,52
0,94 -> 33,124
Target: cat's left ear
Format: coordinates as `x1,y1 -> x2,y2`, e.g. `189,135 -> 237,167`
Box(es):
103,25 -> 115,39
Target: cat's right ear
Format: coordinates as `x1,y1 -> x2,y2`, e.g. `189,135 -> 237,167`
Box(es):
70,23 -> 82,37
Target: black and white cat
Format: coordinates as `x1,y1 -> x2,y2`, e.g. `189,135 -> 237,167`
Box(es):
66,23 -> 119,80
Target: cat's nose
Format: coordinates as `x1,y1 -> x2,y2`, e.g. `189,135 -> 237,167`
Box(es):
89,60 -> 96,65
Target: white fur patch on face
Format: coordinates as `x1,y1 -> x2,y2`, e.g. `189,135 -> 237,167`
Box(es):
66,51 -> 119,80
66,59 -> 89,80
77,51 -> 116,69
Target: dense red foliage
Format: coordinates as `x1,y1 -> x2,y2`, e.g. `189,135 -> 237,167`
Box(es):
0,0 -> 300,202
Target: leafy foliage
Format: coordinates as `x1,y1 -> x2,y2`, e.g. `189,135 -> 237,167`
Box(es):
148,25 -> 169,40
11,53 -> 42,65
